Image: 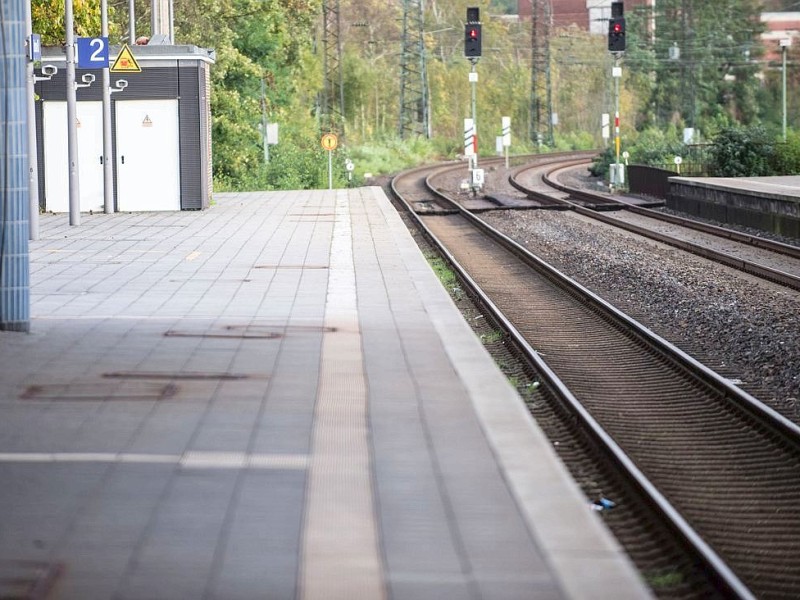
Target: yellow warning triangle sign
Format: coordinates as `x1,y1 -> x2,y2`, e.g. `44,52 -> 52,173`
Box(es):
110,44 -> 142,73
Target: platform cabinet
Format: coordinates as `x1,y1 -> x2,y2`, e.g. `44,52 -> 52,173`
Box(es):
35,46 -> 214,213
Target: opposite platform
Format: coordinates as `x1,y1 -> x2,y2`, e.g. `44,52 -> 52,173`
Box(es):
0,188 -> 651,599
669,175 -> 800,238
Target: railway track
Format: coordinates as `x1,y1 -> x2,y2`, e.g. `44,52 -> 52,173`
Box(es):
391,158 -> 800,600
510,161 -> 800,291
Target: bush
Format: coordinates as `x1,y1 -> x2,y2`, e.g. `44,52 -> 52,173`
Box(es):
628,127 -> 685,166
772,131 -> 800,175
554,130 -> 598,151
588,146 -> 615,178
708,125 -> 777,177
214,122 -> 354,191
349,136 -> 438,177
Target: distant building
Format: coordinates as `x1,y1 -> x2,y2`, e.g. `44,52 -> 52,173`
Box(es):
511,3 -> 799,67
517,0 -> 654,35
761,12 -> 800,61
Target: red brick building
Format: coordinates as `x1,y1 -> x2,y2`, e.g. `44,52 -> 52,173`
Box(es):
761,12 -> 800,61
517,0 -> 653,35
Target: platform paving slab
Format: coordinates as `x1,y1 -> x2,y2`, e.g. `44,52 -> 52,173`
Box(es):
0,188 -> 651,599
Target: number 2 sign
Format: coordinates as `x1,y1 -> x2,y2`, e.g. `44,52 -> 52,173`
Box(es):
76,37 -> 110,69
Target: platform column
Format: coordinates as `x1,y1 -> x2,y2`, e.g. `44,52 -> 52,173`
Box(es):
0,0 -> 31,332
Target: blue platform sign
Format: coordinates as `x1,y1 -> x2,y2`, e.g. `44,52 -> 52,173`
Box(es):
76,37 -> 110,69
28,34 -> 42,61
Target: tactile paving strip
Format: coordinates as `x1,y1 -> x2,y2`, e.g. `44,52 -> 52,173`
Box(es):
300,191 -> 386,600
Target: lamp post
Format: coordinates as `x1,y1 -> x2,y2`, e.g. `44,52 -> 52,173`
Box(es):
102,0 -> 114,213
781,38 -> 792,142
611,62 -> 623,187
129,0 -> 136,43
65,0 -> 80,226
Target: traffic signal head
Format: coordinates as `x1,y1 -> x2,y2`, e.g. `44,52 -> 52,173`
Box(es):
608,17 -> 626,52
465,23 -> 482,58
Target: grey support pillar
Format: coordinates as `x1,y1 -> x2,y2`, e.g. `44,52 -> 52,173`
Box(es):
151,0 -> 171,39
0,0 -> 31,332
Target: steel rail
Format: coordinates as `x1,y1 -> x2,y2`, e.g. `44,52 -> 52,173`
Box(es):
391,162 -> 800,599
510,163 -> 800,290
544,163 -> 800,259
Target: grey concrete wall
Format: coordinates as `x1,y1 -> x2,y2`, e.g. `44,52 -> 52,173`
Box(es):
668,179 -> 800,239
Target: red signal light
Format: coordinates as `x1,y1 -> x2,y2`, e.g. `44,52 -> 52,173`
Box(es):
464,23 -> 482,57
608,17 -> 626,52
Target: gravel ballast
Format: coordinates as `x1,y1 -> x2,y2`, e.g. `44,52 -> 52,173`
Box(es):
482,207 -> 800,424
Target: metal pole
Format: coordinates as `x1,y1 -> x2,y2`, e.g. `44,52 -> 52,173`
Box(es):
102,0 -> 114,213
65,0 -> 81,226
24,0 -> 39,240
502,116 -> 510,170
169,0 -> 175,43
783,45 -> 788,142
261,78 -> 269,164
328,151 -> 333,190
615,59 -> 620,168
471,59 -> 478,171
129,0 -> 136,43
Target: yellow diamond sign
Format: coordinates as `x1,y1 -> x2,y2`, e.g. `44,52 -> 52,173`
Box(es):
110,44 -> 142,73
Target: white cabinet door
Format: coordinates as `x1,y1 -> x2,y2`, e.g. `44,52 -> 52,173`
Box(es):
115,100 -> 180,211
43,101 -> 104,213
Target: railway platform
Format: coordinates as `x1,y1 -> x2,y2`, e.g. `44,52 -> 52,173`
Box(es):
0,188 -> 650,599
668,175 -> 800,238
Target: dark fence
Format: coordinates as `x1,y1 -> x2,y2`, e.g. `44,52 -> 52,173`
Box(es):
627,165 -> 675,199
650,162 -> 708,177
628,161 -> 710,199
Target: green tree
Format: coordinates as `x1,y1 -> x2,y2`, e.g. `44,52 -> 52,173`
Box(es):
171,0 -> 320,186
626,0 -> 765,134
35,0 -> 793,190
33,0 -> 106,43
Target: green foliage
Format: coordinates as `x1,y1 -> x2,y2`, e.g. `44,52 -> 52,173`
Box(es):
554,130 -> 598,152
263,133 -> 335,190
588,147 -> 615,179
773,132 -> 800,175
215,122 -> 355,192
426,255 -> 458,291
34,0 -> 796,192
430,136 -> 463,159
489,0 -> 517,14
645,570 -> 685,589
625,0 -> 765,134
169,0 -> 321,189
349,137 -> 437,178
627,127 -> 685,165
33,0 -> 109,44
550,30 -> 610,141
480,330 -> 504,344
588,124 -> 800,181
210,45 -> 264,186
708,125 -> 777,177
